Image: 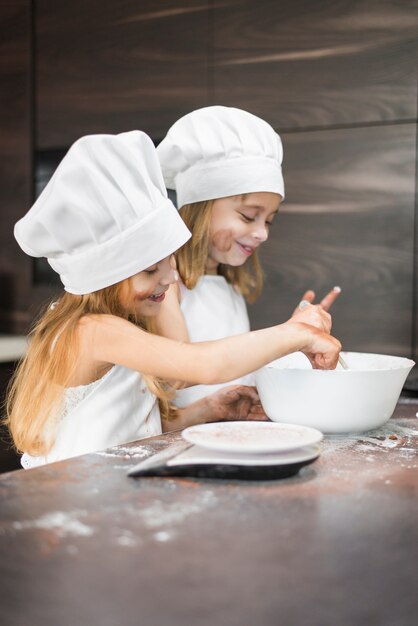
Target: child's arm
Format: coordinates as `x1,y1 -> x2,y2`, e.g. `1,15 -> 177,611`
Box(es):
80,314 -> 341,385
162,385 -> 267,432
153,282 -> 189,342
155,284 -> 341,344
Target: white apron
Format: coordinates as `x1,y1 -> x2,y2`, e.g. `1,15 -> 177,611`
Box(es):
174,275 -> 255,407
21,365 -> 161,469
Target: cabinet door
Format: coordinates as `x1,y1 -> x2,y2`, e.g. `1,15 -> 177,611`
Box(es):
36,0 -> 210,148
211,0 -> 418,129
249,123 -> 416,358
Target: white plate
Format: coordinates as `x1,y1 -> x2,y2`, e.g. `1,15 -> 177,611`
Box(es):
181,421 -> 323,454
168,444 -> 320,467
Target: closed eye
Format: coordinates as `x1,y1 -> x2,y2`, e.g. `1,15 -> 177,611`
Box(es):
239,212 -> 255,222
240,212 -> 274,228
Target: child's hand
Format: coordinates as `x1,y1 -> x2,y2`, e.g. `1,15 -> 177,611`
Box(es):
291,300 -> 332,334
163,386 -> 268,433
204,385 -> 268,422
291,287 -> 341,333
289,322 -> 341,370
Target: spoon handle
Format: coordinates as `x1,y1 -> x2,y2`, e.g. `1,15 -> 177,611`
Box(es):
338,355 -> 349,370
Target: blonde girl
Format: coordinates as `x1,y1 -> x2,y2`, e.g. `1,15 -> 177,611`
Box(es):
156,106 -> 340,407
6,130 -> 340,469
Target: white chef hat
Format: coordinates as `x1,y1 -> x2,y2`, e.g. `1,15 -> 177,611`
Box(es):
14,131 -> 191,295
157,106 -> 284,208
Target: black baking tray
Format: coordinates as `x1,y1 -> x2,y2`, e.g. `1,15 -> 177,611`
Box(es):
128,454 -> 318,480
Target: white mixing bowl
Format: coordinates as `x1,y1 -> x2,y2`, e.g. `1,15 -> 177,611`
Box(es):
255,351 -> 414,434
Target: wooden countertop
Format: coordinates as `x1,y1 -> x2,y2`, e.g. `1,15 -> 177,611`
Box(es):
1,399 -> 417,626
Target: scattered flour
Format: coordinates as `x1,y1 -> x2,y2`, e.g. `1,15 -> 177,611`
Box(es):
322,419 -> 418,455
12,510 -> 94,538
126,490 -> 217,533
95,444 -> 154,459
117,531 -> 140,547
108,490 -> 217,547
361,419 -> 418,439
154,530 -> 175,542
316,418 -> 418,487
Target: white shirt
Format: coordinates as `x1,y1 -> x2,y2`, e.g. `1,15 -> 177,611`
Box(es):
174,275 -> 255,407
21,365 -> 161,469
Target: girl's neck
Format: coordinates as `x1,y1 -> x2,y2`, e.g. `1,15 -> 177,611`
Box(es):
204,257 -> 219,275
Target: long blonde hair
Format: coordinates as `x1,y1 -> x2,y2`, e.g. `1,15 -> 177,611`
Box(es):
5,282 -> 172,457
176,198 -> 264,303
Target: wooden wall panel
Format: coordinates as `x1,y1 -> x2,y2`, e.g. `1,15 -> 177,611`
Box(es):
35,0 -> 210,148
1,0 -> 417,364
249,123 -> 416,358
211,0 -> 418,130
0,0 -> 32,331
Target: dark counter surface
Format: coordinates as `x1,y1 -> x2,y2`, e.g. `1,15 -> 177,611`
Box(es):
1,399 -> 417,626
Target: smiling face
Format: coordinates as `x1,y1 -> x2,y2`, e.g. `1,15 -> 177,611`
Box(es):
205,192 -> 282,274
119,254 -> 177,317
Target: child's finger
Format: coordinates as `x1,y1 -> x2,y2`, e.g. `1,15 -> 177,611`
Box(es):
250,405 -> 267,416
247,409 -> 270,421
300,290 -> 315,304
225,385 -> 259,402
319,286 -> 341,311
292,290 -> 315,316
238,397 -> 252,419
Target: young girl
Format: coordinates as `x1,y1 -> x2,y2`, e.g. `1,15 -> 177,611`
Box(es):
156,106 -> 340,406
6,130 -> 340,469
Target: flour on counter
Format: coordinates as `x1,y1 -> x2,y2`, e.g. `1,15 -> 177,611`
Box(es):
125,489 -> 217,532
154,530 -> 175,542
362,419 -> 418,438
12,510 -> 94,538
107,490 -> 217,547
95,444 -> 154,459
117,530 -> 140,547
323,419 -> 418,454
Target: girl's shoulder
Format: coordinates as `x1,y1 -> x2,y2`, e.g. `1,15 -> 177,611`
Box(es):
71,314 -> 134,374
79,312 -> 132,328
77,313 -> 141,342
76,313 -> 152,373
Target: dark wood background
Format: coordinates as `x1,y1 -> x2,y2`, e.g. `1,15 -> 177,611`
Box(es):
0,0 -> 417,350
0,0 -> 32,330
